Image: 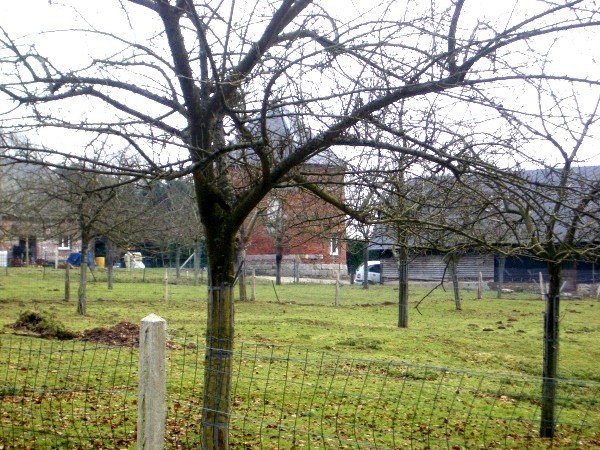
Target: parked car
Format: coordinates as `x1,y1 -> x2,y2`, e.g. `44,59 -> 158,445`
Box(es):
355,261 -> 381,284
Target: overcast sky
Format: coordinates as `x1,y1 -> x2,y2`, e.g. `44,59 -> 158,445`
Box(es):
2,0 -> 599,167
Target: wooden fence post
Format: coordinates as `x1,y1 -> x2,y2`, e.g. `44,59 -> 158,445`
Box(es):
251,269 -> 256,301
138,314 -> 167,450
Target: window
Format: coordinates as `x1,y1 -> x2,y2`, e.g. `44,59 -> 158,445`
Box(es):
330,235 -> 340,256
369,264 -> 381,274
58,236 -> 71,250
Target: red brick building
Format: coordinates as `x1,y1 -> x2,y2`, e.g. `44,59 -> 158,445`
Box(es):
243,157 -> 348,279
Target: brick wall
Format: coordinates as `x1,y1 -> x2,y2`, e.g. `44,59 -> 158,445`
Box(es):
245,254 -> 349,279
244,162 -> 347,272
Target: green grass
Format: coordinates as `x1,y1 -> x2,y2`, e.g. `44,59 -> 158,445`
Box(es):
1,267 -> 599,448
1,266 -> 599,378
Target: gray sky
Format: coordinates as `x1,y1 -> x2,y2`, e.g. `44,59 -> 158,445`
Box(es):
2,0 -> 599,167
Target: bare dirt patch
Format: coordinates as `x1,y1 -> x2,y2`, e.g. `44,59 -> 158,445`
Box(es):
10,312 -> 141,347
79,321 -> 140,347
9,310 -> 77,340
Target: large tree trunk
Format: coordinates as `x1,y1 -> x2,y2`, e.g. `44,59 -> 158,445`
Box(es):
202,229 -> 236,449
540,261 -> 561,438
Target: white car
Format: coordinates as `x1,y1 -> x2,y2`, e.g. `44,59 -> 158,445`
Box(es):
355,261 -> 381,284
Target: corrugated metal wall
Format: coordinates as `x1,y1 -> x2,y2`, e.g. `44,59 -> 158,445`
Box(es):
382,254 -> 495,281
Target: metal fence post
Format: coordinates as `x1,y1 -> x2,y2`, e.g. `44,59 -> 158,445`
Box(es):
138,313 -> 167,449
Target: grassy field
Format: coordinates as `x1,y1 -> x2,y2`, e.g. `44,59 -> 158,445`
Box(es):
1,266 -> 599,448
1,266 -> 599,379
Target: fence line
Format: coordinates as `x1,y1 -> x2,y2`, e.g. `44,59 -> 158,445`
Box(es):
1,333 -> 599,449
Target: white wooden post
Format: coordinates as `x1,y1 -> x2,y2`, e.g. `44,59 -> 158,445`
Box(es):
138,314 -> 166,450
251,269 -> 256,301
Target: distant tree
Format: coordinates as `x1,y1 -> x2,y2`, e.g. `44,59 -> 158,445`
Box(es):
0,136 -> 56,265
345,239 -> 365,282
37,156 -> 155,313
46,167 -> 120,314
147,179 -> 204,277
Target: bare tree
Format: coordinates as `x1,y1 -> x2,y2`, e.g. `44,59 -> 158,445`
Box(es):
376,80 -> 600,438
484,85 -> 600,438
43,165 -> 131,314
0,137 -> 62,266
151,179 -> 204,278
2,1 -> 600,446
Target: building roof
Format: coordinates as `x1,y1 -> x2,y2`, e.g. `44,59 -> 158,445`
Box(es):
237,108 -> 344,169
370,165 -> 600,253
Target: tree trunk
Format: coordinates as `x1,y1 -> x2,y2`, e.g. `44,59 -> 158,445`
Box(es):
275,240 -> 283,285
236,239 -> 247,301
77,237 -> 89,315
448,255 -> 462,310
195,240 -> 202,286
362,240 -> 369,289
335,270 -> 340,307
398,249 -> 409,328
198,240 -> 205,284
89,238 -> 96,268
106,240 -> 115,290
540,261 -> 561,438
202,230 -> 235,449
175,246 -> 181,279
107,261 -> 114,289
294,255 -> 300,283
24,236 -> 30,266
64,264 -> 71,302
496,254 -> 506,299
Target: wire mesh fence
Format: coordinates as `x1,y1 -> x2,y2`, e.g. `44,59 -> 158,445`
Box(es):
2,265 -> 207,286
1,334 -> 599,449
